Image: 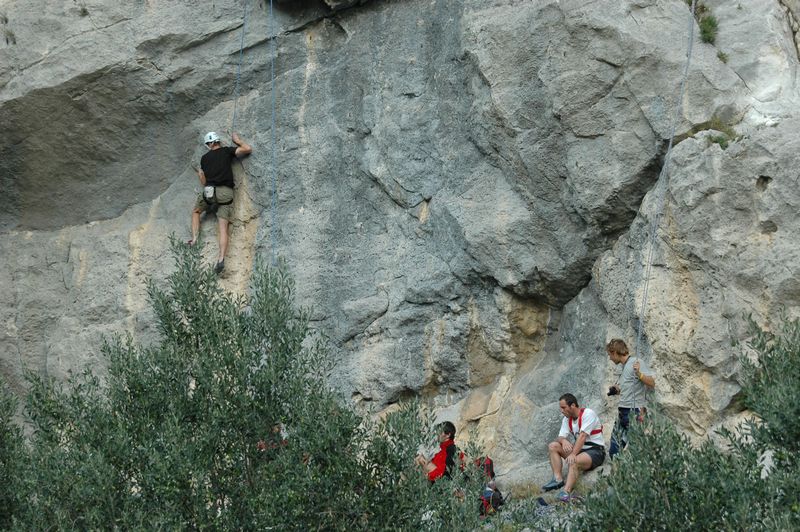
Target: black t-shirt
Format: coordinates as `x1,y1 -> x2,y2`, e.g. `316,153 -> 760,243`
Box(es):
200,146 -> 238,187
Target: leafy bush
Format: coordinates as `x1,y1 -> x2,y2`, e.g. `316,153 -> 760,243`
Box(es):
574,320 -> 800,530
699,14 -> 719,44
1,240 -> 485,530
684,1 -> 718,45
573,413 -> 772,530
740,319 -> 800,519
0,385 -> 24,529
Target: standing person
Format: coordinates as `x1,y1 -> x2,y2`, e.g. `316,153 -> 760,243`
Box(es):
542,393 -> 605,502
415,421 -> 458,482
606,338 -> 655,458
188,131 -> 252,274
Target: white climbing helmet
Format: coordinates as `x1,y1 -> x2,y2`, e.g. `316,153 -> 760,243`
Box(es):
204,131 -> 220,145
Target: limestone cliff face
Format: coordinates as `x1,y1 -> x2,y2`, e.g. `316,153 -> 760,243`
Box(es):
1,0 -> 798,484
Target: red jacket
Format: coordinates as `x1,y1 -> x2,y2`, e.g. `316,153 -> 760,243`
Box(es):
428,439 -> 456,481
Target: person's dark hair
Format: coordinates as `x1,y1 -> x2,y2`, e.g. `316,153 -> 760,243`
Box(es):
559,393 -> 579,407
440,421 -> 456,440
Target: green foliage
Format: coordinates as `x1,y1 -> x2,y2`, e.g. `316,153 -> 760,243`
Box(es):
685,1 -> 718,45
739,319 -> 800,518
676,116 -> 739,149
717,50 -> 729,63
574,413 -> 771,530
706,117 -> 737,140
2,240 -> 486,530
0,385 -> 24,529
708,134 -> 729,150
699,14 -> 719,44
574,319 -> 800,530
740,319 -> 800,452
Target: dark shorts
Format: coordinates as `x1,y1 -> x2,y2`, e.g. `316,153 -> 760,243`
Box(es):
582,445 -> 606,470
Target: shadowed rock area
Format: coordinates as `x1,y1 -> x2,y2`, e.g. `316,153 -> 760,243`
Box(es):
1,0 -> 799,484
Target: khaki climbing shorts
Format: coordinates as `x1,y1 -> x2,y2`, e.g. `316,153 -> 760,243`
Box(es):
193,185 -> 234,221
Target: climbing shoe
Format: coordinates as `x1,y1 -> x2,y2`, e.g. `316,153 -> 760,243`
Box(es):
542,478 -> 565,492
214,260 -> 225,275
558,490 -> 582,503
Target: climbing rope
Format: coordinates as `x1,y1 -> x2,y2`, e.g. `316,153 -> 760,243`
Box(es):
268,0 -> 278,266
632,0 -> 698,407
224,0 -> 279,266
231,0 -> 250,131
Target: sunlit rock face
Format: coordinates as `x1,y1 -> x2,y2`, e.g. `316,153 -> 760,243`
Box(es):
1,0 -> 798,484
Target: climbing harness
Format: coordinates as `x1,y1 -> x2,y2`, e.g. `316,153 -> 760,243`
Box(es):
203,186 -> 234,206
568,408 -> 603,438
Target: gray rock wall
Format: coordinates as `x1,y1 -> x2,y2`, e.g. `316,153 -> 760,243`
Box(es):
1,0 -> 798,485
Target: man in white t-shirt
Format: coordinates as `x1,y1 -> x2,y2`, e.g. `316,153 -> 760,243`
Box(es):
542,393 -> 606,501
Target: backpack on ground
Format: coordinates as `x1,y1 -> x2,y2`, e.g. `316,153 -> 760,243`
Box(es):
474,456 -> 504,516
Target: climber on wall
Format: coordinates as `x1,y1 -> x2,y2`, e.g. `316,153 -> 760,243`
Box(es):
605,338 -> 656,458
188,131 -> 252,274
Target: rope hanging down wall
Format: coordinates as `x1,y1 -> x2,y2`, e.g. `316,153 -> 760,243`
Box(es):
634,0 -> 698,362
629,0 -> 699,413
227,0 -> 280,266
268,0 -> 278,267
563,1 -> 700,400
230,0 -> 250,131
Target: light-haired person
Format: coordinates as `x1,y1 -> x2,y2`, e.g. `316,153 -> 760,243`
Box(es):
606,338 -> 655,458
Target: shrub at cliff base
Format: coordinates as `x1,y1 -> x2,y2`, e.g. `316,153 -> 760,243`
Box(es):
0,241 -> 483,530
0,385 -> 25,530
575,320 -> 800,530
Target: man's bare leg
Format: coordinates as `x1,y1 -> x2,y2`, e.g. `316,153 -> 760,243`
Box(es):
190,209 -> 202,243
548,441 -> 569,482
216,218 -> 229,271
564,452 -> 593,493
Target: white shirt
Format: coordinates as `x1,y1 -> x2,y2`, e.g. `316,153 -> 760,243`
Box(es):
558,407 -> 605,448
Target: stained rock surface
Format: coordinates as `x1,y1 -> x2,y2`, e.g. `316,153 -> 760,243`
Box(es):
1,0 -> 798,484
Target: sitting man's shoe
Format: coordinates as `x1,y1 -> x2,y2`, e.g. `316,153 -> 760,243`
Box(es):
558,490 -> 582,503
542,478 -> 565,492
214,259 -> 225,275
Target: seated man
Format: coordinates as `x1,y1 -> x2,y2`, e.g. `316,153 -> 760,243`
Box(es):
415,421 -> 458,482
542,393 -> 606,501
